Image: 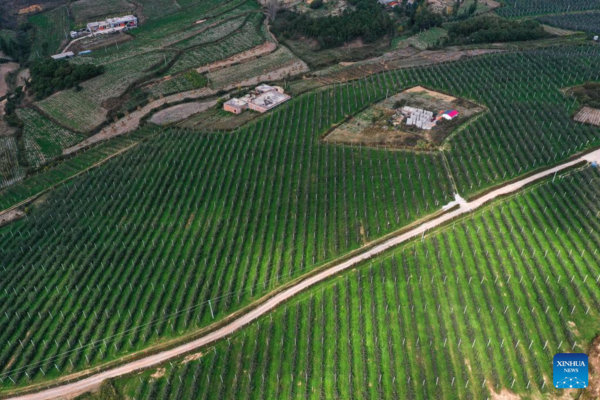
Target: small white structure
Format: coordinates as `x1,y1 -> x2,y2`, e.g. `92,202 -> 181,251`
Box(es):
223,98 -> 248,114
87,15 -> 138,35
255,84 -> 284,94
248,91 -> 290,113
401,106 -> 435,130
51,51 -> 75,60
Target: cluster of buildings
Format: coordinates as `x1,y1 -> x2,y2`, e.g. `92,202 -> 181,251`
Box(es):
223,85 -> 291,114
392,106 -> 459,130
70,15 -> 138,38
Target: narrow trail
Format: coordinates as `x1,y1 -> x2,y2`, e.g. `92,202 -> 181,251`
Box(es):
8,149 -> 600,400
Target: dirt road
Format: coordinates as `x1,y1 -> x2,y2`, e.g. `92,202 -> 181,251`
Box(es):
8,149 -> 600,400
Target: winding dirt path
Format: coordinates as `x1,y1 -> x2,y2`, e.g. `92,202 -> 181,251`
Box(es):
8,149 -> 600,400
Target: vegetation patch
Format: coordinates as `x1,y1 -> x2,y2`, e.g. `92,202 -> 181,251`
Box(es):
324,86 -> 484,150
567,82 -> 600,109
271,0 -> 393,49
30,59 -> 104,100
444,16 -> 550,45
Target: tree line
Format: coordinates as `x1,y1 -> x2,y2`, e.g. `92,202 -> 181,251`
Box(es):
271,0 -> 394,49
445,16 -> 550,45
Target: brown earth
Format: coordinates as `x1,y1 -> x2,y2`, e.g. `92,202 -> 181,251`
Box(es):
0,209 -> 26,227
582,336 -> 600,399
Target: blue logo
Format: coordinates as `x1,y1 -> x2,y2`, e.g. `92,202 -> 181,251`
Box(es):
553,353 -> 588,389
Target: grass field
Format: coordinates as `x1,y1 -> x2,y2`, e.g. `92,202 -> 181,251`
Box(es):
496,0 -> 600,17
405,27 -> 448,50
538,11 -> 600,34
0,44 -> 599,390
91,165 -> 600,399
17,109 -> 85,170
28,6 -> 71,60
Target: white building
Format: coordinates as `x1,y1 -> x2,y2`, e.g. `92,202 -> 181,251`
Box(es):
248,91 -> 291,113
223,98 -> 248,114
87,15 -> 138,35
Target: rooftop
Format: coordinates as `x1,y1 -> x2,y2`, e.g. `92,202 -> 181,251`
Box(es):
106,15 -> 137,24
225,98 -> 248,107
250,91 -> 290,109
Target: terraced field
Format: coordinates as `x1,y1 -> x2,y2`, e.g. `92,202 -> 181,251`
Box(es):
28,6 -> 71,60
0,137 -> 25,189
17,109 -> 85,170
206,45 -> 306,88
70,0 -> 136,24
87,166 -> 600,399
167,12 -> 268,75
37,51 -> 173,132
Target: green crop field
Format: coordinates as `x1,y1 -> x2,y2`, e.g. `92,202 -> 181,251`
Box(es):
538,11 -> 600,34
0,137 -> 25,190
0,81 -> 455,388
496,0 -> 600,17
28,6 -> 71,60
17,109 -> 85,170
0,43 -> 599,393
87,166 -> 600,399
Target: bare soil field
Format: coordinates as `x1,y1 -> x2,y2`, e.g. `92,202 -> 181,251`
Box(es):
324,86 -> 484,150
149,99 -> 217,125
0,62 -> 19,98
574,107 -> 600,126
0,209 -> 25,227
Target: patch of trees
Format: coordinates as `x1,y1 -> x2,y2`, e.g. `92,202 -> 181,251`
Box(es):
569,82 -> 600,109
445,16 -> 550,44
310,0 -> 324,9
0,24 -> 34,63
29,58 -> 104,100
271,0 -> 394,48
393,1 -> 443,33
